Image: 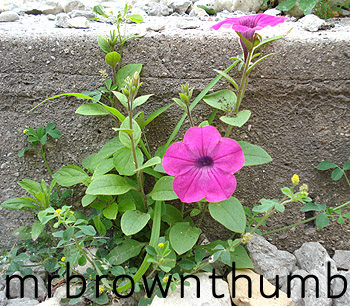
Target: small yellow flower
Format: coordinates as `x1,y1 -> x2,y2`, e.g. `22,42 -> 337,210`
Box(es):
162,276 -> 169,283
158,243 -> 164,248
291,174 -> 300,186
89,274 -> 92,280
23,129 -> 28,134
99,69 -> 108,79
54,209 -> 61,215
98,285 -> 105,294
61,257 -> 66,262
241,232 -> 253,244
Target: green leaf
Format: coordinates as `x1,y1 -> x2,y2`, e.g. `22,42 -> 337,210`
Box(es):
301,202 -> 326,212
127,14 -> 143,23
119,117 -> 142,148
213,69 -> 238,89
133,94 -> 153,108
93,215 -> 106,236
162,205 -> 183,226
108,239 -> 146,265
92,158 -> 115,179
142,104 -> 173,128
230,245 -> 254,269
97,35 -> 111,53
94,5 -> 107,17
105,52 -> 121,68
18,179 -> 41,195
113,147 -> 144,176
246,53 -> 275,74
317,160 -> 338,170
112,91 -> 128,108
77,225 -> 96,236
220,110 -> 251,127
81,194 -> 96,207
173,98 -> 187,112
253,199 -> 277,213
276,0 -> 298,11
299,0 -> 318,13
103,202 -> 119,220
53,165 -> 89,187
203,89 -> 236,112
169,222 -> 201,255
209,197 -> 246,233
149,176 -> 178,201
31,221 -> 45,241
121,210 -> 151,236
316,213 -> 329,229
44,258 -> 58,273
116,64 -> 142,89
47,129 -> 61,138
1,198 -> 39,211
118,198 -> 136,213
63,227 -> 74,241
86,174 -> 133,195
332,168 -> 343,181
343,161 -> 350,171
238,141 -> 272,166
75,103 -> 110,116
136,156 -> 161,171
275,203 -> 285,212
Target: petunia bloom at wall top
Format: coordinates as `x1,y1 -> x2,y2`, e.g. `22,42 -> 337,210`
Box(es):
162,126 -> 245,203
211,14 -> 288,61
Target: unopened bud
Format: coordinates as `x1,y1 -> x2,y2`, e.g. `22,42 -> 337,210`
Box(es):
131,71 -> 140,87
241,232 -> 253,244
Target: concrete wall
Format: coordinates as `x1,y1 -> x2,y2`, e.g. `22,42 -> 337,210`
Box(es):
0,17 -> 349,253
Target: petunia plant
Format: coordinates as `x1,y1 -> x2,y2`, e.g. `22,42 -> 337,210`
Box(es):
2,11 -> 349,305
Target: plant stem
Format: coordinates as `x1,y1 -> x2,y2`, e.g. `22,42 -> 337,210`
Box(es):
262,201 -> 350,236
197,203 -> 208,227
224,50 -> 254,137
186,104 -> 195,127
41,151 -> 63,200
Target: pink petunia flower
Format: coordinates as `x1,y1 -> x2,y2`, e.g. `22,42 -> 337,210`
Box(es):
211,14 -> 288,61
162,126 -> 245,203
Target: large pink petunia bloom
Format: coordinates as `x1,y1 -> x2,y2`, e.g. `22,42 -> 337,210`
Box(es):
211,14 -> 288,61
162,126 -> 245,203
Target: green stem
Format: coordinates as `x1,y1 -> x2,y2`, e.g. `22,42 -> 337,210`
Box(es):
117,201 -> 162,292
42,151 -> 63,200
262,201 -> 350,236
186,104 -> 195,127
197,203 -> 208,228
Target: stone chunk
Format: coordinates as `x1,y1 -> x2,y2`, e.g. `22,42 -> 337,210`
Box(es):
67,17 -> 90,28
299,14 -> 326,32
294,242 -> 337,277
289,269 -> 332,306
63,0 -> 86,13
151,272 -> 231,305
246,234 -> 297,286
6,297 -> 39,305
231,0 -> 262,12
333,250 -> 350,270
227,269 -> 293,306
332,271 -> 350,306
166,0 -> 191,15
0,11 -> 20,22
7,272 -> 46,299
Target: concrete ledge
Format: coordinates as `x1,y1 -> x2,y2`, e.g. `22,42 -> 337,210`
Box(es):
0,16 -> 349,252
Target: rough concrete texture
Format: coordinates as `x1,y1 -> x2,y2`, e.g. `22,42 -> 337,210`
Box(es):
0,15 -> 349,253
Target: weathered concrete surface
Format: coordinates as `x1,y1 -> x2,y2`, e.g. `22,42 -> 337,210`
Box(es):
0,15 -> 349,252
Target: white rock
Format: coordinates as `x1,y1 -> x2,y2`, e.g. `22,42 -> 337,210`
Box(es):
289,269 -> 332,306
145,2 -> 171,16
67,16 -> 90,28
0,290 -> 7,306
22,1 -> 63,15
55,13 -> 70,27
264,8 -> 282,16
227,269 -> 293,306
189,5 -> 208,17
246,234 -> 297,286
231,0 -> 262,13
7,272 -> 46,299
333,250 -> 350,270
332,271 -> 350,306
68,10 -> 96,19
151,272 -> 231,305
166,0 -> 191,14
0,11 -> 19,22
6,297 -> 39,305
294,242 -> 337,277
299,14 -> 325,32
39,297 -> 61,306
63,0 -> 86,13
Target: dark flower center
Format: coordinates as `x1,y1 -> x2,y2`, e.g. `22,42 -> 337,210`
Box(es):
196,156 -> 213,167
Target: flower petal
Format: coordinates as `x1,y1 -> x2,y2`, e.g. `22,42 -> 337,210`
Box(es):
173,167 -> 237,203
183,126 -> 221,157
205,168 -> 237,203
162,142 -> 196,176
211,138 -> 245,174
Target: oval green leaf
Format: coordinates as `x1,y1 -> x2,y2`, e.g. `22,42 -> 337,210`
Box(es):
149,176 -> 178,201
76,103 -> 110,116
121,210 -> 151,236
209,197 -> 245,233
238,141 -> 272,166
53,165 -> 89,187
86,174 -> 133,195
203,89 -> 236,112
105,52 -> 121,68
119,117 -> 142,148
220,110 -> 251,127
169,222 -> 201,255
